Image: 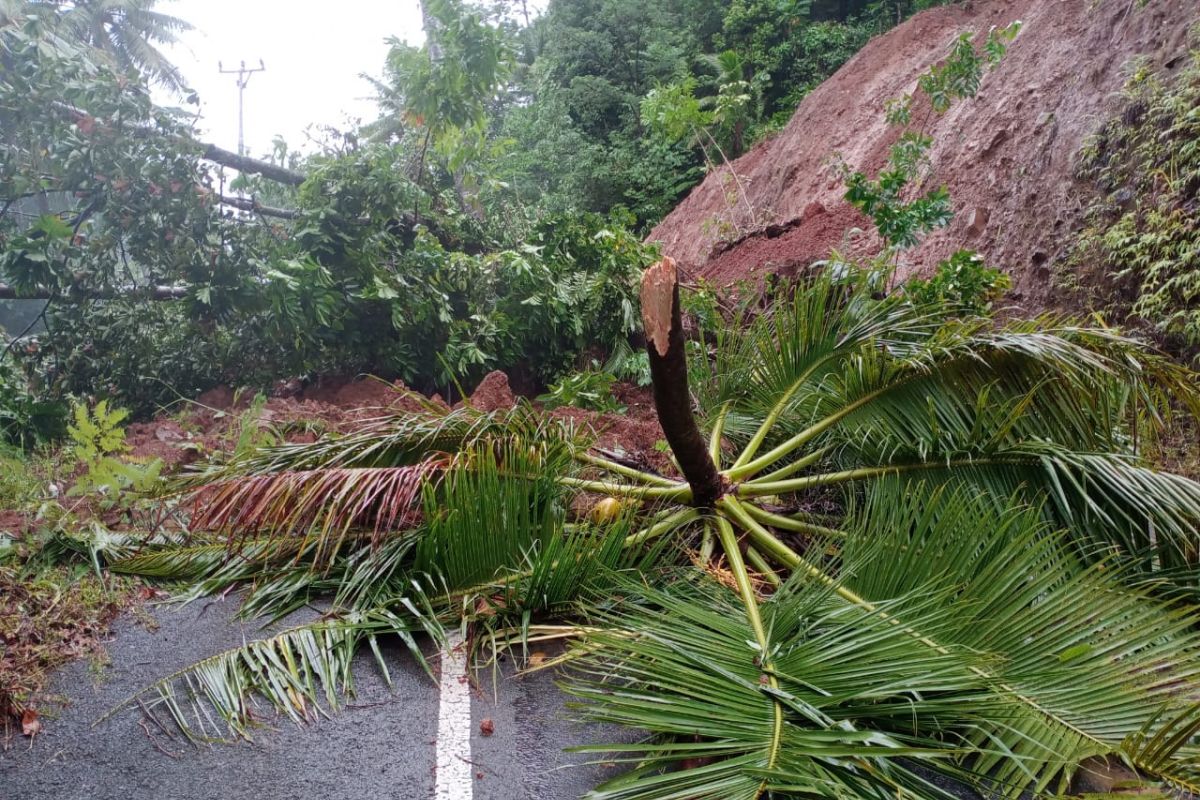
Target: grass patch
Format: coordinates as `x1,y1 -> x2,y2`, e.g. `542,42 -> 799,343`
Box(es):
0,447 -> 41,509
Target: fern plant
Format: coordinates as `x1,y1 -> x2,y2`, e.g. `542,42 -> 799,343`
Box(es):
66,400 -> 161,499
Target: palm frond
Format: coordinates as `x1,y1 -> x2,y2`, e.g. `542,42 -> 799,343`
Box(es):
695,269 -> 936,421
105,606 -> 440,742
822,446 -> 1200,580
413,436 -> 574,588
1122,703 -> 1200,795
838,483 -> 1200,793
570,487 -> 1200,798
708,305 -> 1200,580
108,446 -> 678,740
568,572 -> 977,800
187,401 -> 584,480
191,461 -> 441,561
108,536 -> 293,582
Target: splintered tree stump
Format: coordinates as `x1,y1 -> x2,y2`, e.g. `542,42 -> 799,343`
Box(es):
641,257 -> 724,507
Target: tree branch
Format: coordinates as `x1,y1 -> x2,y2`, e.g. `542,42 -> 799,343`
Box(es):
198,143 -> 305,186
51,101 -> 306,185
217,195 -> 301,219
641,257 -> 724,507
0,283 -> 186,300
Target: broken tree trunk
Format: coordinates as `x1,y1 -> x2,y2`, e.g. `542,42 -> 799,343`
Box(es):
198,143 -> 305,186
641,257 -> 724,507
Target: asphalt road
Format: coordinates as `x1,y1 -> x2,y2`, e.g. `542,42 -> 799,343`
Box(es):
0,599 -> 632,800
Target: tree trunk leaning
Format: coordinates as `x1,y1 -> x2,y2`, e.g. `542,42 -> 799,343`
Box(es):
641,257 -> 724,507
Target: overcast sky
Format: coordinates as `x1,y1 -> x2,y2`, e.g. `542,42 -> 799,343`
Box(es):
154,1 -> 426,157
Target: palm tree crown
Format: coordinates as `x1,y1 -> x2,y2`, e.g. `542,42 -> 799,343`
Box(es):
16,0 -> 192,92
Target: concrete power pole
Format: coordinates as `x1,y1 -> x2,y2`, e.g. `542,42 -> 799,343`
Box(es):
218,59 -> 266,158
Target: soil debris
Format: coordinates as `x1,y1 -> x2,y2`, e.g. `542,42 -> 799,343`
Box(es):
648,0 -> 1198,310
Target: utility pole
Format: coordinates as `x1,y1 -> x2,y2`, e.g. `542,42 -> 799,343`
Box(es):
218,59 -> 266,158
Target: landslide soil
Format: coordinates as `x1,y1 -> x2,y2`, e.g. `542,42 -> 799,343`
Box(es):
648,0 -> 1199,310
119,374 -> 667,474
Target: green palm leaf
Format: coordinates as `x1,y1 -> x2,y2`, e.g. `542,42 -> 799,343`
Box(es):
188,402 -> 583,479
569,487 -> 1200,798
104,606 -> 440,742
697,276 -> 1200,581
1122,703 -> 1200,795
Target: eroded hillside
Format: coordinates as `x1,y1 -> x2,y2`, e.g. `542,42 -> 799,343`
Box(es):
649,0 -> 1197,309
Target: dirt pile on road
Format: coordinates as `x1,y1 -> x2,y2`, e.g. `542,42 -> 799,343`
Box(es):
121,374 -> 668,474
648,0 -> 1198,309
123,377 -> 431,469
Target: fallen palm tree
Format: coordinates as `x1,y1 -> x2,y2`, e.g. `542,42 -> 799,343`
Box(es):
107,256 -> 1200,798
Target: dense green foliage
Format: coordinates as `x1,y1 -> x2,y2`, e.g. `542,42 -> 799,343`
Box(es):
485,0 -> 954,229
0,9 -> 659,416
1069,46 -> 1200,355
0,0 -> 193,92
1,0 -> 944,425
537,363 -> 624,412
0,358 -> 64,445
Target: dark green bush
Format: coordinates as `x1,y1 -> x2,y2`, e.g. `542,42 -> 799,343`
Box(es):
0,359 -> 65,447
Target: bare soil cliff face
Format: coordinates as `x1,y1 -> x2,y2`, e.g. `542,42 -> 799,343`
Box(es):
648,0 -> 1197,308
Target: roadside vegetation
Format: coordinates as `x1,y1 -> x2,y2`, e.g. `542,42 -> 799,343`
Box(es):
2,1 -> 1200,798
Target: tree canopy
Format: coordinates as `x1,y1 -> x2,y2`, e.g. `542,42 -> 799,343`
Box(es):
1,0 -> 956,423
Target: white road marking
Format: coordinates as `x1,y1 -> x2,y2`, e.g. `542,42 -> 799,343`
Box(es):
435,631 -> 473,800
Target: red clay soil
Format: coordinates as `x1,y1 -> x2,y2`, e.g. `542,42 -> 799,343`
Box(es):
465,370 -> 517,413
119,372 -> 672,476
0,510 -> 28,535
551,382 -> 674,475
648,0 -> 1199,309
123,376 -> 432,469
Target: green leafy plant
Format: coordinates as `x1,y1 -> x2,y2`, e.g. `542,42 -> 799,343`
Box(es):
904,249 -> 1011,314
1,0 -> 951,416
604,341 -> 652,387
1068,44 -> 1200,354
538,365 -> 624,413
65,400 -> 161,498
377,0 -> 509,174
568,484 -> 1200,799
718,1 -> 931,129
642,75 -> 761,237
224,392 -> 280,463
0,360 -> 65,447
842,23 -> 1021,251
